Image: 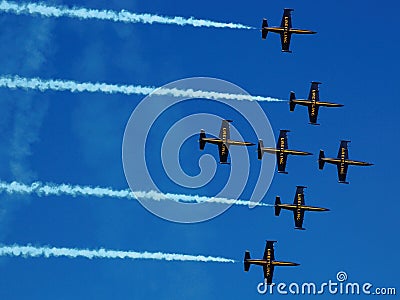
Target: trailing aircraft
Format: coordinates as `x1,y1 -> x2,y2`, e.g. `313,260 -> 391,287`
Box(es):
290,82 -> 343,125
261,8 -> 316,52
244,241 -> 299,285
199,119 -> 255,164
319,140 -> 373,184
258,130 -> 312,174
275,186 -> 330,230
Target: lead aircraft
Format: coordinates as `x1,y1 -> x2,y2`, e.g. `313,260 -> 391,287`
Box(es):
319,140 -> 373,184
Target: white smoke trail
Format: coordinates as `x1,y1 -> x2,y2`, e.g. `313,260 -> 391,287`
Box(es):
0,244 -> 236,263
0,75 -> 284,102
0,0 -> 254,30
0,181 -> 273,207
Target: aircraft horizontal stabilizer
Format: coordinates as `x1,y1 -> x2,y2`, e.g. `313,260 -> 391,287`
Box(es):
289,92 -> 296,111
199,130 -> 206,150
318,150 -> 325,170
258,140 -> 264,160
244,251 -> 251,271
275,196 -> 282,216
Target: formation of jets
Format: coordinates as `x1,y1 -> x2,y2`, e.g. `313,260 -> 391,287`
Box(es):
200,121 -> 372,183
197,8 -> 372,285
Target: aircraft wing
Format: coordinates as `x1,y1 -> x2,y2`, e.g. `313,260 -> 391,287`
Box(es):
294,186 -> 305,206
280,8 -> 293,28
280,33 -> 292,52
263,265 -> 275,285
277,152 -> 288,173
308,82 -> 320,101
307,105 -> 319,124
277,130 -> 289,150
219,120 -> 231,142
218,143 -> 229,164
263,241 -> 275,260
337,163 -> 348,183
294,209 -> 305,229
337,141 -> 349,159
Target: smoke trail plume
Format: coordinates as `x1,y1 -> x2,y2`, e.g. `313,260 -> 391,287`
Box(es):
0,244 -> 236,263
0,181 -> 273,207
0,1 -> 254,29
0,75 -> 284,102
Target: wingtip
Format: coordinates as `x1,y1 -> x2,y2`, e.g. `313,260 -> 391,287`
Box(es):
295,227 -> 306,231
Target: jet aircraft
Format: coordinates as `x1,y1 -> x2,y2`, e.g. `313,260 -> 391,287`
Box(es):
258,130 -> 312,174
275,186 -> 330,230
319,140 -> 373,184
290,82 -> 344,125
261,8 -> 316,52
199,119 -> 255,164
244,241 -> 299,285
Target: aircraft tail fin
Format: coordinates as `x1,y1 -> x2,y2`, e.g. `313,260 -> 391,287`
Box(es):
318,150 -> 325,170
199,130 -> 206,150
275,196 -> 282,216
258,140 -> 264,160
244,251 -> 251,271
261,19 -> 268,39
289,92 -> 296,111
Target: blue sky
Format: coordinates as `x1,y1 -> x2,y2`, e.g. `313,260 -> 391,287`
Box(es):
0,0 -> 399,298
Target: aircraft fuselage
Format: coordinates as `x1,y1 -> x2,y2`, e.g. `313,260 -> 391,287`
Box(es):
245,259 -> 299,267
261,148 -> 311,156
291,99 -> 343,108
277,203 -> 329,212
320,157 -> 373,167
262,27 -> 316,35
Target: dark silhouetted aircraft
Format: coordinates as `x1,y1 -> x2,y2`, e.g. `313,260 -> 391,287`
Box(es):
261,8 -> 316,52
199,120 -> 255,164
258,130 -> 312,174
290,82 -> 344,125
319,140 -> 373,184
275,186 -> 330,230
244,241 -> 299,285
